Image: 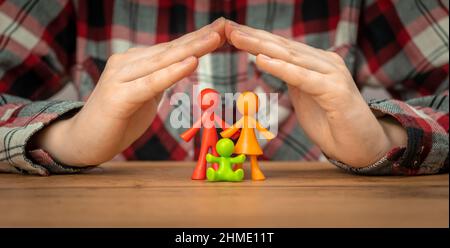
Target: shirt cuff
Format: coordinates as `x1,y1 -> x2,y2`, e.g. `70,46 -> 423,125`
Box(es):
27,149 -> 97,175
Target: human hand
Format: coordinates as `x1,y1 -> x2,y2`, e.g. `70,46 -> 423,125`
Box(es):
224,20 -> 407,167
31,18 -> 227,166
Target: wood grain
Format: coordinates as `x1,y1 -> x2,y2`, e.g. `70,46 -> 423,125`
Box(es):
0,161 -> 448,227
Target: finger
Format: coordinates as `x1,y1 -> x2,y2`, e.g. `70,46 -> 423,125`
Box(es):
230,30 -> 333,72
124,17 -> 226,60
224,19 -> 236,45
256,54 -> 330,96
159,17 -> 226,51
231,30 -> 336,73
225,20 -> 337,72
182,17 -> 226,47
225,20 -> 287,49
118,31 -> 220,82
126,56 -> 198,102
226,20 -> 323,56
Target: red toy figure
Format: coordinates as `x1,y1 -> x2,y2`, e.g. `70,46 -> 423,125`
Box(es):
180,88 -> 231,180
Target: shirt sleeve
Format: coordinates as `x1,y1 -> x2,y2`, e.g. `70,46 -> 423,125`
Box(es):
0,94 -> 96,175
329,0 -> 449,175
0,1 -> 95,175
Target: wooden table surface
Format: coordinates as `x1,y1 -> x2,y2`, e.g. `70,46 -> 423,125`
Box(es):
0,161 -> 448,227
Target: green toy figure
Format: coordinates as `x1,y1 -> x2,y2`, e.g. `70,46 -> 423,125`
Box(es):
205,138 -> 246,182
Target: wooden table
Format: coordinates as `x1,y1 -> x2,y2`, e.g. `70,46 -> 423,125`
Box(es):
0,162 -> 448,227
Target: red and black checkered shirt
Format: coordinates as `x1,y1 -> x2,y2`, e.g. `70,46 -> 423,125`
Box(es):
0,0 -> 448,175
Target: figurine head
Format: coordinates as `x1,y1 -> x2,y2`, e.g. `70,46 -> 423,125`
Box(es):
199,88 -> 220,111
215,138 -> 235,157
237,91 -> 259,116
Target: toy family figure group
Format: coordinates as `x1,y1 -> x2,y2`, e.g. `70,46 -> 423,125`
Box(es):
181,88 -> 275,182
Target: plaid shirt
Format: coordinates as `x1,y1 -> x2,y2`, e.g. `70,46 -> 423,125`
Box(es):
0,0 -> 448,176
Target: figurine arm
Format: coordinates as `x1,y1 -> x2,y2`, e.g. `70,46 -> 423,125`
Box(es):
255,119 -> 275,140
230,154 -> 246,164
214,114 -> 230,129
206,153 -> 220,163
180,118 -> 202,142
215,115 -> 241,140
220,118 -> 243,138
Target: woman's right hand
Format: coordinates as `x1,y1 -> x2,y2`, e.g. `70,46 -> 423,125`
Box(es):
31,18 -> 227,166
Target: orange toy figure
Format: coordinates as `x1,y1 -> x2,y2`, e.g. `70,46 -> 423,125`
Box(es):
180,88 -> 231,180
220,92 -> 275,180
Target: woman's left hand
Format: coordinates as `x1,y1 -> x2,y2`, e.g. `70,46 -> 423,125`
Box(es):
224,20 -> 407,167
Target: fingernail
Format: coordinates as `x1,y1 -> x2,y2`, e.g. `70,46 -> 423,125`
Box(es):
228,20 -> 239,27
258,54 -> 271,61
235,30 -> 250,37
182,56 -> 195,64
211,17 -> 224,27
202,32 -> 213,40
217,17 -> 225,22
258,54 -> 280,66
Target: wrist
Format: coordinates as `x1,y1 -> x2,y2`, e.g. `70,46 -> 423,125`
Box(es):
329,106 -> 398,168
29,114 -> 88,167
344,115 -> 407,168
354,101 -> 407,167
378,115 -> 408,150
